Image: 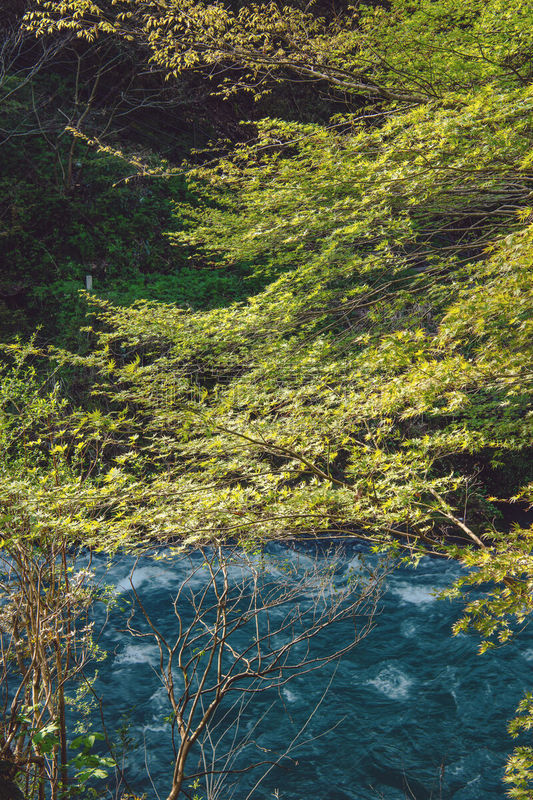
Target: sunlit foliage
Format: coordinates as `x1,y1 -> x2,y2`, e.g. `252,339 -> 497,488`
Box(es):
3,0 -> 533,796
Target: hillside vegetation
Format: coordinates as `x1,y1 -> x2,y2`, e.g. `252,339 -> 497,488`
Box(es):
1,1 -> 533,797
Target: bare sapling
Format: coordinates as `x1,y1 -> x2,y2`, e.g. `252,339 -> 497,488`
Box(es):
125,543 -> 386,800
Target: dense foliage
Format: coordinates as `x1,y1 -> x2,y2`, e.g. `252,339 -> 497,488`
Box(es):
1,0 -> 533,797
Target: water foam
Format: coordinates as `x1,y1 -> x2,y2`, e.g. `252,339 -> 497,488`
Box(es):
366,665 -> 413,700
390,582 -> 437,605
114,642 -> 159,666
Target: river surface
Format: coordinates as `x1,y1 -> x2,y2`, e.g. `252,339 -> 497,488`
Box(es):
90,544 -> 532,800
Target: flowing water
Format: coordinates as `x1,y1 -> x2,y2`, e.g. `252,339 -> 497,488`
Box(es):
90,544 -> 532,800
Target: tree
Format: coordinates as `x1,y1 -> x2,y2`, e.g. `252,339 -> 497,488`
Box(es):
3,0 -> 533,795
0,348 -> 387,799
0,528 -> 111,800
23,0 -> 533,103
124,544 -> 385,800
0,349 -> 119,800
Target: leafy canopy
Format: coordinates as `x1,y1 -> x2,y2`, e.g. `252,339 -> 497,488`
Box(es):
10,1 -> 533,795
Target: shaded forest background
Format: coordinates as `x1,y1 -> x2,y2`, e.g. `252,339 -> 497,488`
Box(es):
0,0 -> 349,345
